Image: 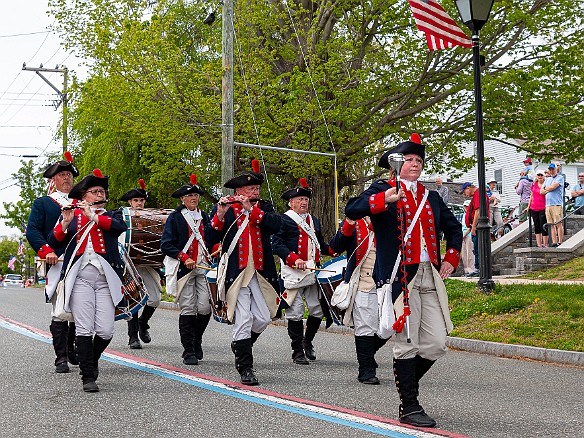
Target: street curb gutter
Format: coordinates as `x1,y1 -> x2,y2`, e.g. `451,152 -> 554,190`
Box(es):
158,301 -> 584,367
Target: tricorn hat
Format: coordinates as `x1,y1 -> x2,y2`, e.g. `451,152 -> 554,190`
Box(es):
281,178 -> 312,200
171,174 -> 204,198
378,133 -> 425,169
120,179 -> 148,201
43,151 -> 79,178
69,168 -> 109,200
224,159 -> 265,189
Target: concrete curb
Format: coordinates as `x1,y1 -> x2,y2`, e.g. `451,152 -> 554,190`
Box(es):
157,301 -> 584,367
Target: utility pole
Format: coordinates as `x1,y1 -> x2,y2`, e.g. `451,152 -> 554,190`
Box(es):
221,0 -> 234,194
22,63 -> 69,154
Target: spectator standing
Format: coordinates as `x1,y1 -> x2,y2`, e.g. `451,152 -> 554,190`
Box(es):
515,172 -> 532,223
487,180 -> 503,229
460,182 -> 489,277
460,200 -> 475,276
523,157 -> 535,181
541,163 -> 565,246
526,171 -> 548,247
435,178 -> 450,204
570,173 -> 584,215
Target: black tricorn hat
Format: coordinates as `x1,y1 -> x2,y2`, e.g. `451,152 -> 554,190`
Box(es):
171,174 -> 204,198
281,178 -> 312,200
69,168 -> 109,200
43,151 -> 79,178
224,159 -> 265,189
378,133 -> 425,169
120,179 -> 148,201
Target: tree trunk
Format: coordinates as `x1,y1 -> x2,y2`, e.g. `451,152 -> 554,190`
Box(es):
310,175 -> 338,242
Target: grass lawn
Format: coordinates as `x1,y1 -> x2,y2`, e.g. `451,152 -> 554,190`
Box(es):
446,279 -> 584,352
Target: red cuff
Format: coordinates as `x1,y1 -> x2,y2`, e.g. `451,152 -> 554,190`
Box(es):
443,248 -> 460,270
368,192 -> 388,214
286,252 -> 300,267
341,220 -> 356,236
96,214 -> 112,230
178,252 -> 190,263
211,214 -> 225,231
38,244 -> 55,258
328,247 -> 336,256
53,223 -> 67,241
249,205 -> 264,224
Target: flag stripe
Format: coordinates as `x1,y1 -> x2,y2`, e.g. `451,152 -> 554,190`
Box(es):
408,0 -> 472,51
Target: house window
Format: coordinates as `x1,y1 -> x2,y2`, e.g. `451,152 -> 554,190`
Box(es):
494,169 -> 503,194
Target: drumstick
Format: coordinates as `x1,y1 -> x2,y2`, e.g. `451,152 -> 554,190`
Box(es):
195,264 -> 216,271
304,267 -> 336,273
209,248 -> 221,257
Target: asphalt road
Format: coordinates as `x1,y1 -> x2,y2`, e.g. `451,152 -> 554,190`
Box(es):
1,285 -> 582,438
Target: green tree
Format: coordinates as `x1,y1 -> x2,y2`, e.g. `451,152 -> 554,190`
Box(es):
48,0 -> 584,235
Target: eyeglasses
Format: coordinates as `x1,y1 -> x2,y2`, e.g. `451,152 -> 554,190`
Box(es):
579,175 -> 584,178
86,189 -> 106,196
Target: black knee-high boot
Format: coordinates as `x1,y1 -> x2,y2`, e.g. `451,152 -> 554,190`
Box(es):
138,305 -> 156,343
92,335 -> 111,381
231,338 -> 258,386
67,322 -> 78,365
127,313 -> 142,349
76,335 -> 98,392
50,321 -> 70,373
393,358 -> 436,427
179,315 -> 198,365
251,331 -> 261,345
303,315 -> 321,361
373,333 -> 389,352
193,313 -> 211,360
288,320 -> 309,365
355,336 -> 380,384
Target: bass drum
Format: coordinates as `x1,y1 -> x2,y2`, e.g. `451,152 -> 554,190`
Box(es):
119,207 -> 173,267
115,243 -> 149,321
206,265 -> 230,324
317,255 -> 347,326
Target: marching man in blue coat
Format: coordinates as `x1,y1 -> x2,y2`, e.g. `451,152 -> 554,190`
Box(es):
272,178 -> 336,365
160,174 -> 212,366
206,160 -> 281,386
26,152 -> 79,373
345,134 -> 462,428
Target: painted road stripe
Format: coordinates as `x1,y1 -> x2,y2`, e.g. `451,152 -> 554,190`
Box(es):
0,316 -> 468,438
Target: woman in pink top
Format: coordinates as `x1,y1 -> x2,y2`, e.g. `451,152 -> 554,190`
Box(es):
526,171 -> 548,247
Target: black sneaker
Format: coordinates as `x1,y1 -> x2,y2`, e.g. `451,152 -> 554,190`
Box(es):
55,362 -> 70,373
129,338 -> 142,349
240,368 -> 259,386
82,381 -> 99,393
183,354 -> 198,365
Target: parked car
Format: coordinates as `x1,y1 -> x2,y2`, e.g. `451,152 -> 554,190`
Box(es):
448,203 -> 466,224
492,206 -> 520,240
2,274 -> 24,287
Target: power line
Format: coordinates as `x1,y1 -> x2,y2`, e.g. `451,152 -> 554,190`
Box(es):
0,31 -> 51,38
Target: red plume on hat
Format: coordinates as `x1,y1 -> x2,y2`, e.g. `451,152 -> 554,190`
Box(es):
410,133 -> 422,144
93,168 -> 104,178
138,179 -> 146,190
64,151 -> 73,163
299,177 -> 309,188
251,159 -> 260,174
190,174 -> 197,185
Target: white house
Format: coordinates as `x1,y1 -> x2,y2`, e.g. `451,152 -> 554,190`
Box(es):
447,139 -> 584,208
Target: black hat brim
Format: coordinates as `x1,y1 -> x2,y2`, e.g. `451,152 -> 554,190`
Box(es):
171,184 -> 204,198
43,161 -> 80,178
69,174 -> 109,200
378,141 -> 425,169
224,171 -> 264,189
120,188 -> 148,201
281,187 -> 312,200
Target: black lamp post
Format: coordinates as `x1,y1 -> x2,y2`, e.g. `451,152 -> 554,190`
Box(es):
455,0 -> 495,293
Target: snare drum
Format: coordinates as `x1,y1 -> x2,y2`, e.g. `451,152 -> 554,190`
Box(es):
119,207 -> 173,267
205,265 -> 230,324
115,244 -> 149,321
317,256 -> 347,325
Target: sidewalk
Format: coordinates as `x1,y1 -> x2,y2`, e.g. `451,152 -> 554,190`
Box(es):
454,275 -> 584,285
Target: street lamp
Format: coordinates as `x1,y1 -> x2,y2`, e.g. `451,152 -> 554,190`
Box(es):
454,0 -> 495,293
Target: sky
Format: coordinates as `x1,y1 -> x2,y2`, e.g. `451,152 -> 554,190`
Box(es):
0,1 -> 86,238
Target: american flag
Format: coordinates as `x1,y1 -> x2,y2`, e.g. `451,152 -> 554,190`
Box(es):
47,177 -> 56,195
408,0 -> 472,51
7,255 -> 16,271
20,220 -> 27,233
17,240 -> 25,256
